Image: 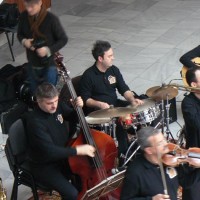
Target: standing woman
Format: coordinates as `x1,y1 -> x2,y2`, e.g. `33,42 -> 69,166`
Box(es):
17,0 -> 68,94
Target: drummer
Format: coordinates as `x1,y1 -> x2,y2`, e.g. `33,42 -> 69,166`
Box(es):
80,40 -> 143,164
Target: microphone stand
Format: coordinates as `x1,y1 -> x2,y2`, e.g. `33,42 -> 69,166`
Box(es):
122,139 -> 140,167
122,116 -> 165,167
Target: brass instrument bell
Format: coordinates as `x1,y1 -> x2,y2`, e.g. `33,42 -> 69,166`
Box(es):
0,178 -> 7,200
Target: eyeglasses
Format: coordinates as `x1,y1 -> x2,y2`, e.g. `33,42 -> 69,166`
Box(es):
156,138 -> 167,146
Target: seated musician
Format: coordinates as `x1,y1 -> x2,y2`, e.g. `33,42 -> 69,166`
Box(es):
181,67 -> 200,200
180,45 -> 200,69
120,127 -> 179,200
182,67 -> 200,148
26,82 -> 95,200
79,40 -> 143,163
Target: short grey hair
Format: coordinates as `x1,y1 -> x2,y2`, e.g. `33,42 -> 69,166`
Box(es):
35,82 -> 58,99
137,127 -> 161,150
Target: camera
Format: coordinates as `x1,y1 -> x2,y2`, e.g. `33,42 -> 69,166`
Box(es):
31,38 -> 50,65
32,38 -> 47,49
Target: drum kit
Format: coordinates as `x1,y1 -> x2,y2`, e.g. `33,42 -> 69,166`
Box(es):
85,84 -> 179,165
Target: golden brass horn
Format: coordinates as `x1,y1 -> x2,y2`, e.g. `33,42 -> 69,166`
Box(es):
0,178 -> 7,200
168,83 -> 200,92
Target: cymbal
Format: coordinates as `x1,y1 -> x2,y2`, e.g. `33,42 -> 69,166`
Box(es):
128,99 -> 156,113
88,107 -> 137,118
146,85 -> 178,101
85,116 -> 111,124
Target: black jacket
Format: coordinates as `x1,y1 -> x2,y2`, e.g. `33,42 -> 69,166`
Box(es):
181,93 -> 200,148
80,64 -> 130,106
120,156 -> 179,200
17,11 -> 68,67
26,102 -> 77,164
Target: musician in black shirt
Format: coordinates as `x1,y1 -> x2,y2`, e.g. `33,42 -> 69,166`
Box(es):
181,67 -> 200,200
80,40 -> 143,164
26,83 -> 95,200
120,127 -> 179,200
80,40 -> 142,110
182,67 -> 200,148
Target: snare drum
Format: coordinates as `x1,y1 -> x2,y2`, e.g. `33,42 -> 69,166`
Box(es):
134,106 -> 160,124
131,99 -> 161,125
85,116 -> 112,135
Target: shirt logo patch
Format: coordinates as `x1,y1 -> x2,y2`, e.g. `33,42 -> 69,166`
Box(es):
108,75 -> 116,84
57,114 -> 63,124
166,167 -> 177,179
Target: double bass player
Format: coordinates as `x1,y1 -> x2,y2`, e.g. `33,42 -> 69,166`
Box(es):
25,82 -> 95,200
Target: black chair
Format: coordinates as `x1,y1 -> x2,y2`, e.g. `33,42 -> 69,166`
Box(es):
59,75 -> 82,104
0,25 -> 18,61
4,119 -> 52,200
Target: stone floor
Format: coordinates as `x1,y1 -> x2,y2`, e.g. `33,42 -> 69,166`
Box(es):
1,0 -> 200,199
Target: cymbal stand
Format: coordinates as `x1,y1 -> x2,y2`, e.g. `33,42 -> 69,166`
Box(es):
161,99 -> 165,134
122,117 -> 166,167
111,118 -> 118,147
122,138 -> 140,167
165,94 -> 175,143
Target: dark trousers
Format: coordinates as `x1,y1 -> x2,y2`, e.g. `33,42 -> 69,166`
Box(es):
116,122 -> 128,157
27,63 -> 58,94
181,168 -> 200,200
31,161 -> 78,200
115,100 -> 130,165
177,164 -> 200,200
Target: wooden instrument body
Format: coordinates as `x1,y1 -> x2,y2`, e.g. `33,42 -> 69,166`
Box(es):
55,53 -> 120,200
69,129 -> 119,199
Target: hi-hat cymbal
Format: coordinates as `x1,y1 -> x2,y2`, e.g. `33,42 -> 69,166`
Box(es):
146,85 -> 178,101
88,107 -> 137,118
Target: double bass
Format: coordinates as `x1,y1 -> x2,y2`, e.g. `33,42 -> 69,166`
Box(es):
56,54 -> 120,200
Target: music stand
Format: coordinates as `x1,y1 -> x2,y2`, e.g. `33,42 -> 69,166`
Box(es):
81,170 -> 126,200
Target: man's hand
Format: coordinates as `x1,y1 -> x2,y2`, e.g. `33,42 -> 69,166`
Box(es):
86,98 -> 110,109
23,38 -> 34,50
152,194 -> 170,200
98,102 -> 110,109
76,144 -> 96,157
36,47 -> 48,57
70,97 -> 83,108
131,98 -> 143,106
123,91 -> 143,107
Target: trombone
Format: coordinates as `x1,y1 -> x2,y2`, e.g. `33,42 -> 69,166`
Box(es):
168,83 -> 200,92
0,178 -> 6,200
